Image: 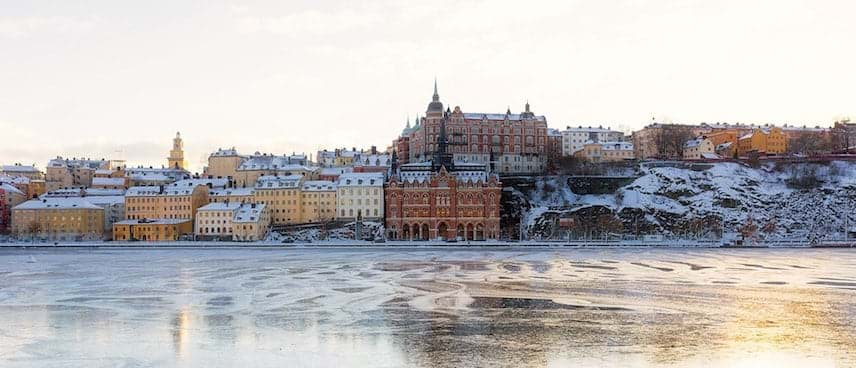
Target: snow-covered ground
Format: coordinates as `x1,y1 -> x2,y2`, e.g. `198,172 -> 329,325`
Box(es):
519,161 -> 856,241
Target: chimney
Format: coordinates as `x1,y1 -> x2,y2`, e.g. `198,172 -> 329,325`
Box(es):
158,185 -> 164,194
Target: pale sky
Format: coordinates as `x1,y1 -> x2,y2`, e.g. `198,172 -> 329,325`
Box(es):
1,0 -> 854,173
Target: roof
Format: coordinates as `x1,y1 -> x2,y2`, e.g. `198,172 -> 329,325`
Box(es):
685,137 -> 710,149
209,187 -> 254,197
126,184 -> 207,197
238,154 -> 314,171
47,157 -> 107,169
352,154 -> 391,167
15,197 -> 102,210
92,177 -> 126,187
85,188 -> 125,196
234,203 -> 265,223
82,195 -> 125,206
94,169 -> 114,175
599,141 -> 634,150
1,165 -> 39,173
462,112 -> 547,122
210,147 -> 241,157
302,180 -> 337,191
198,202 -> 243,211
115,218 -> 190,225
397,170 -> 491,184
172,178 -> 229,188
562,126 -> 619,133
0,175 -> 30,184
319,167 -> 352,176
255,175 -> 302,189
0,183 -> 24,196
337,172 -> 384,187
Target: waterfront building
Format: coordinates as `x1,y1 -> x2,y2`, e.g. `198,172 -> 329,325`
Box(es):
203,147 -> 245,179
0,184 -> 27,234
336,172 -> 384,221
112,219 -> 192,241
195,202 -> 270,241
124,181 -> 210,223
252,175 -> 303,225
0,175 -> 45,199
300,180 -> 337,223
11,197 -> 105,240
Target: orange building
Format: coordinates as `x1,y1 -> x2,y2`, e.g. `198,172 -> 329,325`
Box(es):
737,128 -> 788,156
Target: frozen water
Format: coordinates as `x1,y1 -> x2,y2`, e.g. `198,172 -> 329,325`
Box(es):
0,247 -> 855,367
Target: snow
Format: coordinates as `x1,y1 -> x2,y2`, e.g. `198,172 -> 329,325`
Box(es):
302,180 -> 337,191
338,172 -> 384,187
462,112 -> 547,122
15,197 -> 102,210
0,183 -> 24,196
91,177 -> 125,187
255,175 -> 302,188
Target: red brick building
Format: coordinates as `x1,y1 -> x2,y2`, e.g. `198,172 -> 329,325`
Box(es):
384,165 -> 501,241
0,188 -> 8,234
402,81 -> 549,175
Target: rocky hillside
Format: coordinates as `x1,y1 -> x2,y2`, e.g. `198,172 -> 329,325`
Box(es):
511,161 -> 856,242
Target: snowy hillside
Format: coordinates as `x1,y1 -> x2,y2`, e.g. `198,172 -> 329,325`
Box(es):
515,161 -> 856,241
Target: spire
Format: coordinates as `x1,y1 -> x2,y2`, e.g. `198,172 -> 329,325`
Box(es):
432,77 -> 439,102
525,100 -> 530,113
506,106 -> 511,115
406,115 -> 410,129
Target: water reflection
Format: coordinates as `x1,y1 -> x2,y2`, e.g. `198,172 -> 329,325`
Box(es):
0,248 -> 854,367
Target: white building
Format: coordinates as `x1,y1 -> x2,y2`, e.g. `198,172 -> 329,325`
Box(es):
336,172 -> 384,221
561,126 -> 626,156
684,137 -> 717,160
196,202 -> 269,241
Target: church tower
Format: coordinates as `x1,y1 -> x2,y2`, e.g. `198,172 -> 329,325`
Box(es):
168,132 -> 187,170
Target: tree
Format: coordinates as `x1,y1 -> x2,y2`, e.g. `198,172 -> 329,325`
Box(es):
655,125 -> 695,159
788,131 -> 833,155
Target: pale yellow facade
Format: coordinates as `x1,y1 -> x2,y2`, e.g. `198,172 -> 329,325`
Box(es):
252,175 -> 303,225
300,181 -> 337,223
12,198 -> 105,240
113,219 -> 192,241
196,202 -> 270,241
204,148 -> 244,179
124,184 -> 209,222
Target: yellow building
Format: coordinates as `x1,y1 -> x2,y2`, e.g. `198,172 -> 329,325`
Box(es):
124,182 -> 209,222
12,198 -> 105,240
252,175 -> 303,225
203,148 -> 244,179
737,127 -> 788,156
195,202 -> 270,241
1,164 -> 43,180
209,187 -> 254,204
300,180 -> 337,223
574,141 -> 635,163
113,219 -> 193,241
168,132 -> 187,170
683,137 -> 717,160
234,154 -> 319,187
45,157 -> 110,191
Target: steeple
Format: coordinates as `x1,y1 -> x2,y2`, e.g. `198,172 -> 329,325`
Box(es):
432,77 -> 439,102
525,100 -> 530,113
426,79 -> 444,114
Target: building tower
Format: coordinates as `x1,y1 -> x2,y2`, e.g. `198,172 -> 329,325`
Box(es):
168,132 -> 187,170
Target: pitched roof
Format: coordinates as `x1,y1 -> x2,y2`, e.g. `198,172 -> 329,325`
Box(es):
15,197 -> 102,210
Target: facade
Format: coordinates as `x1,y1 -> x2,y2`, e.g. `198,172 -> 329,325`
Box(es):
167,132 -> 187,170
209,187 -> 255,204
402,82 -> 549,175
91,177 -> 128,190
234,153 -> 317,187
561,126 -> 625,156
318,167 -> 352,181
124,182 -> 210,223
385,166 -> 502,241
737,128 -> 788,156
0,175 -> 44,200
113,219 -> 192,241
203,148 -> 245,179
45,157 -> 110,191
352,153 -> 391,176
195,202 -> 270,241
574,141 -> 635,163
300,180 -> 337,223
684,137 -> 717,160
0,164 -> 43,180
11,198 -> 105,240
252,175 -> 303,225
336,172 -> 384,221
1,184 -> 27,234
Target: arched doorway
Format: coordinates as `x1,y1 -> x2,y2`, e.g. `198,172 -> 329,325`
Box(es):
421,224 -> 430,241
457,224 -> 465,240
402,225 -> 410,240
476,223 -> 484,241
466,224 -> 474,241
438,222 -> 449,241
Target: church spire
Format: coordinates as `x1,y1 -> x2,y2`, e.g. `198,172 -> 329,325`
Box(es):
432,77 -> 439,102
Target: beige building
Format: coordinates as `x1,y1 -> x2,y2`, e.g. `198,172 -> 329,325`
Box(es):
234,153 -> 318,187
125,167 -> 191,186
336,172 -> 384,221
1,164 -> 43,180
561,126 -> 626,156
195,202 -> 270,241
300,180 -> 337,223
12,197 -> 105,240
252,175 -> 303,225
124,182 -> 210,223
574,141 -> 635,163
209,187 -> 255,204
167,132 -> 187,170
113,219 -> 192,241
684,137 -> 717,160
203,148 -> 245,179
45,157 -> 110,192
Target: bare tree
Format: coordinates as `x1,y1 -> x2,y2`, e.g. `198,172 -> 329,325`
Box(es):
655,126 -> 695,159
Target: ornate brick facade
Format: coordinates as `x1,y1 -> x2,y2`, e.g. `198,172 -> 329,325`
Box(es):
384,167 -> 501,241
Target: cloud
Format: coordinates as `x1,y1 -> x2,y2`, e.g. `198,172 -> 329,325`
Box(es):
0,16 -> 97,38
234,9 -> 382,36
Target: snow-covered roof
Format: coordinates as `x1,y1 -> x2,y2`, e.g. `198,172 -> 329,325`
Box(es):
209,187 -> 254,197
462,112 -> 546,122
198,202 -> 243,211
92,177 -> 126,187
115,219 -> 190,225
126,183 -> 206,197
234,203 -> 265,223
238,154 -> 313,171
172,178 -> 228,189
255,175 -> 302,189
94,169 -> 114,175
126,167 -> 190,182
1,165 -> 39,173
85,188 -> 125,196
352,154 -> 391,167
700,153 -> 721,159
562,126 -> 618,133
319,167 -> 352,176
397,170 -> 491,184
337,172 -> 384,187
302,180 -> 337,191
739,133 -> 754,140
598,142 -> 634,150
0,175 -> 30,184
685,137 -> 710,149
47,157 -> 106,169
0,183 -> 24,196
210,147 -> 240,157
15,197 -> 102,210
82,196 -> 125,206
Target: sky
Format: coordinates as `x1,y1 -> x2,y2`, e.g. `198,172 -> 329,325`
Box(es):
1,0 -> 854,173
